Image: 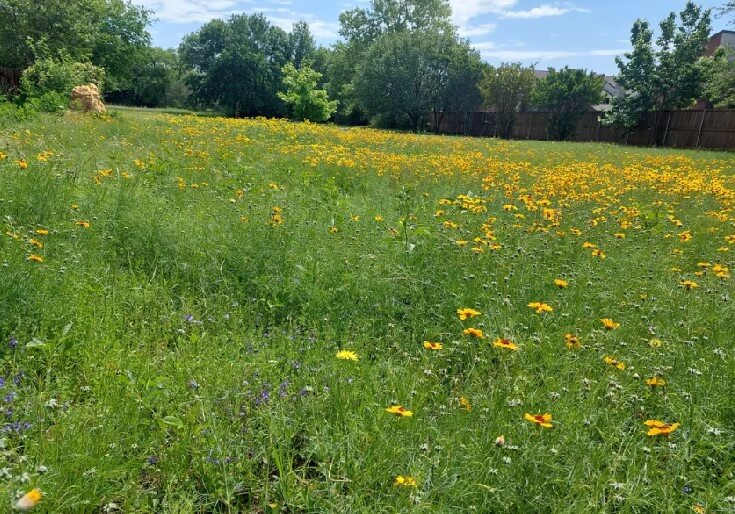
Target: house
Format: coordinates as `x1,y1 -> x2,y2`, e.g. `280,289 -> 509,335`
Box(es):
533,70 -> 624,111
706,30 -> 735,57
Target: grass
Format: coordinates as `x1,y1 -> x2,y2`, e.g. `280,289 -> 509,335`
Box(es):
0,110 -> 734,512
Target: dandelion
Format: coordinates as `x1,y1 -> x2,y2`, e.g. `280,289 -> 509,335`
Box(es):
456,307 -> 481,320
525,413 -> 553,428
15,488 -> 42,511
423,341 -> 443,350
680,280 -> 698,290
644,419 -> 680,436
394,475 -> 417,487
386,405 -> 413,417
565,333 -> 580,349
553,278 -> 568,288
601,318 -> 620,330
336,350 -> 358,361
646,376 -> 666,387
462,327 -> 485,339
604,355 -> 626,370
459,396 -> 472,411
493,338 -> 518,351
527,302 -> 553,314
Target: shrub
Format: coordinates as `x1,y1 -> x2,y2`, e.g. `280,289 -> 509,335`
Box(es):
21,57 -> 105,100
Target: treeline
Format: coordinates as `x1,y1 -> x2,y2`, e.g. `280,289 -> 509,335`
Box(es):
1,0 -> 734,135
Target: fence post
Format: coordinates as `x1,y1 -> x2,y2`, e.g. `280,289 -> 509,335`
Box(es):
662,112 -> 672,147
695,110 -> 707,148
596,115 -> 601,142
527,112 -> 533,139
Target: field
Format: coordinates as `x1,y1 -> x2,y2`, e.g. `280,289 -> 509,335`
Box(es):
1,111 -> 734,512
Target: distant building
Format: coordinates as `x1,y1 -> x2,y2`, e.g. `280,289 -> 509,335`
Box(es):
706,30 -> 735,57
532,70 -> 624,111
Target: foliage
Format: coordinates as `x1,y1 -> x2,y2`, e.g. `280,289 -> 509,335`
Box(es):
533,67 -> 603,141
702,47 -> 735,108
0,0 -> 151,94
477,63 -> 536,139
179,14 -> 300,117
277,63 -> 337,122
1,111 -> 734,512
717,1 -> 735,24
20,56 -> 105,99
606,1 -> 712,131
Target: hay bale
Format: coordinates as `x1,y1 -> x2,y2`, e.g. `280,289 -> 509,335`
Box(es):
70,83 -> 106,114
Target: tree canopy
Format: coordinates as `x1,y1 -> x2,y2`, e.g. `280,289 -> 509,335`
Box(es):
477,63 -> 536,139
533,68 -> 602,140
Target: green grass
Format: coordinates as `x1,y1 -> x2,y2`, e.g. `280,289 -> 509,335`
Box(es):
0,110 -> 734,512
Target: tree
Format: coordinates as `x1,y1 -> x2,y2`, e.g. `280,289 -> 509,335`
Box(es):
431,42 -> 485,133
533,67 -> 603,140
702,47 -> 735,107
718,2 -> 735,24
179,14 -> 291,117
477,63 -> 536,139
289,21 -> 316,69
606,2 -> 712,131
277,63 -> 337,122
0,0 -> 151,94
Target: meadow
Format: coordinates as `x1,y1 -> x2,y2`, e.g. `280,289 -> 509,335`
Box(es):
0,110 -> 734,512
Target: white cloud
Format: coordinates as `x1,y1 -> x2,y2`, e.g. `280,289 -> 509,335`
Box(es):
458,23 -> 497,37
449,0 -> 517,26
476,48 -> 629,62
133,0 -> 244,23
501,4 -> 590,19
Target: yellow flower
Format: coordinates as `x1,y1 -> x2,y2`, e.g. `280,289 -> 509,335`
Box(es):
564,333 -> 580,349
423,341 -> 443,350
0,151 -> 6,160
603,355 -> 625,370
614,233 -> 626,239
28,238 -> 43,248
459,396 -> 472,411
35,229 -> 49,236
374,215 -> 383,222
456,307 -> 481,320
644,419 -> 680,436
553,278 -> 568,288
76,220 -> 91,228
527,302 -> 553,314
15,488 -> 42,511
462,327 -> 485,339
645,376 -> 666,387
678,230 -> 692,242
455,240 -> 469,247
329,226 -> 338,234
525,412 -> 553,428
649,338 -> 663,348
16,159 -> 28,169
27,254 -> 44,263
394,475 -> 417,487
336,350 -> 358,361
492,338 -> 518,351
386,405 -> 413,417
601,318 -> 619,330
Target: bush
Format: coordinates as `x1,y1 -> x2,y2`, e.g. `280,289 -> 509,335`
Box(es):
21,57 -> 105,100
25,91 -> 69,113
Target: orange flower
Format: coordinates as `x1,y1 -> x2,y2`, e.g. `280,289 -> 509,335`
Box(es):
680,280 -> 698,290
645,376 -> 666,387
644,419 -> 680,436
524,412 -> 553,428
423,341 -> 443,350
564,333 -> 580,349
601,318 -> 619,330
527,302 -> 553,314
386,405 -> 413,417
603,355 -> 625,370
462,327 -> 485,339
553,278 -> 568,288
492,338 -> 518,351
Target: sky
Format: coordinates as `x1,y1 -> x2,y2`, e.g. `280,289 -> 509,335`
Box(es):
133,0 -> 732,75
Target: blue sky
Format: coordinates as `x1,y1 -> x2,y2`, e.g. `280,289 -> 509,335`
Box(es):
133,0 -> 731,75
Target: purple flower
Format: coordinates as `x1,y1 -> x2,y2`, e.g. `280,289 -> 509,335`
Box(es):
0,377 -> 4,388
255,390 -> 270,406
147,455 -> 159,466
8,338 -> 18,349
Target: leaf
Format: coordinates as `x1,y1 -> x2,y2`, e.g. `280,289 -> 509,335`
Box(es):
161,416 -> 184,429
26,338 -> 47,349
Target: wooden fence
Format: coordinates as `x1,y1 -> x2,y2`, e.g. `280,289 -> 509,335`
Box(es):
430,110 -> 735,150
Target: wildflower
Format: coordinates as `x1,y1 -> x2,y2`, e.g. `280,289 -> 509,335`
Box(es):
423,341 -> 443,350
16,159 -> 28,169
350,215 -> 360,222
527,302 -> 553,314
329,226 -> 338,234
553,278 -> 568,288
494,435 -> 505,447
614,233 -> 626,239
35,229 -> 49,236
336,350 -> 358,361
27,254 -> 44,263
678,230 -> 692,242
591,248 -> 606,259
0,151 -> 6,159
564,333 -> 580,349
270,206 -> 283,226
386,405 -> 413,417
28,238 -> 43,248
582,241 -> 597,249
649,338 -> 663,348
524,412 -> 553,428
71,204 -> 79,210
601,318 -> 619,330
15,488 -> 42,511
646,376 -> 666,387
456,307 -> 481,320
680,280 -> 698,290
76,220 -> 91,228
455,240 -> 469,247
493,338 -> 518,351
603,355 -> 626,370
462,327 -> 485,339
644,419 -> 680,436
394,475 -> 417,487
692,504 -> 705,514
459,396 -> 472,411
374,215 -> 383,222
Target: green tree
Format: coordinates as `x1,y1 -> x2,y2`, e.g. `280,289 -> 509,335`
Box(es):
179,14 -> 291,117
702,47 -> 735,107
477,63 -> 536,139
20,55 -> 105,99
606,1 -> 711,131
0,0 -> 151,94
533,67 -> 603,140
289,21 -> 316,69
277,63 -> 337,122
